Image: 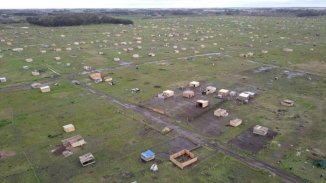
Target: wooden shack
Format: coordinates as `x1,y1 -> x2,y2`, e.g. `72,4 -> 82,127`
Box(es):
189,81 -> 200,88
196,100 -> 209,108
203,86 -> 216,95
79,153 -> 95,167
170,149 -> 198,170
218,89 -> 229,98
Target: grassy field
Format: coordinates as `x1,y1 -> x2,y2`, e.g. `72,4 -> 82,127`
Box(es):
0,15 -> 325,182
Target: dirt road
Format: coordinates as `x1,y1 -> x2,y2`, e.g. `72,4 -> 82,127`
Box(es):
81,84 -> 304,183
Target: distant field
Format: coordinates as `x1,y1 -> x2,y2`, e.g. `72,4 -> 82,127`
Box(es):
0,15 -> 325,183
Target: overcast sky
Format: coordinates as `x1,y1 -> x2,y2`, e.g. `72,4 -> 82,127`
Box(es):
1,0 -> 325,9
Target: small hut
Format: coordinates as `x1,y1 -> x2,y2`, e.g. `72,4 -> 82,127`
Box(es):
218,89 -> 229,98
189,81 -> 200,88
0,77 -> 7,83
196,100 -> 209,108
89,72 -> 102,83
203,86 -> 216,95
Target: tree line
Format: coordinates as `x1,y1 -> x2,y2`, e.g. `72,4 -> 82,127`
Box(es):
26,13 -> 133,27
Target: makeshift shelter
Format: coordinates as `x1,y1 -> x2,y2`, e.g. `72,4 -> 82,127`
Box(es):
62,135 -> 86,148
54,57 -> 61,61
169,149 -> 198,170
183,90 -> 195,98
203,86 -> 216,95
214,108 -> 228,117
148,53 -> 155,57
281,99 -> 294,107
40,85 -> 50,93
150,163 -> 158,172
113,57 -> 120,61
132,54 -> 140,58
189,81 -> 200,88
79,153 -> 95,167
89,72 -> 102,83
218,89 -> 229,98
229,118 -> 242,127
141,150 -> 155,162
0,77 -> 7,83
197,100 -> 209,108
63,124 -> 75,133
253,125 -> 268,136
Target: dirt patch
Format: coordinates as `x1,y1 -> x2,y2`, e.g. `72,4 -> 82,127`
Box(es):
228,127 -> 277,153
169,137 -> 199,153
52,145 -> 67,156
283,70 -> 305,79
253,65 -> 278,73
293,61 -> 326,74
0,150 -> 16,160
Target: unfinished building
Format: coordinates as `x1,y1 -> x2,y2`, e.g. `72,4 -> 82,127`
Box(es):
169,149 -> 198,170
196,100 -> 209,108
79,153 -> 95,167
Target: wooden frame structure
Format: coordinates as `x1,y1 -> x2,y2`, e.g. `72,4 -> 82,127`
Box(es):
169,149 -> 198,169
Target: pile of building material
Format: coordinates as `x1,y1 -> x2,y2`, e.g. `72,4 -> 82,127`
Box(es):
281,99 -> 294,107
141,150 -> 155,162
229,118 -> 242,127
183,90 -> 195,98
214,108 -> 228,117
79,153 -> 95,167
62,135 -> 86,148
63,124 -> 75,133
40,85 -> 50,93
253,125 -> 268,136
169,149 -> 198,170
89,72 -> 102,83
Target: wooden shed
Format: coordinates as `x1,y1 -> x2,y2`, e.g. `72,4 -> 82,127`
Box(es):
159,90 -> 174,99
218,89 -> 229,98
183,90 -> 195,98
189,81 -> 200,88
196,100 -> 209,108
170,149 -> 198,170
237,92 -> 250,102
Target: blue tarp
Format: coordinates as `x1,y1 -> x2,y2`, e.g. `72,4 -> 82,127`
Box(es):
141,150 -> 155,158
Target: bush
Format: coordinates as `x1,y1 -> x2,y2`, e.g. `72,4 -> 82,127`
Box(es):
26,13 -> 133,27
